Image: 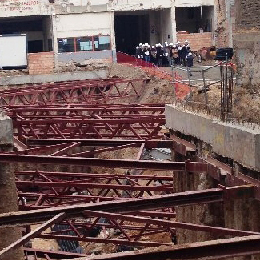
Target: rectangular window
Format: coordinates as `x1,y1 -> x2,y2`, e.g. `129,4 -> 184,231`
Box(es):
58,35 -> 111,53
58,38 -> 75,53
94,35 -> 111,51
76,37 -> 93,51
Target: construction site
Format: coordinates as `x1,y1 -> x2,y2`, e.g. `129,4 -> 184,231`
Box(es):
0,0 -> 260,260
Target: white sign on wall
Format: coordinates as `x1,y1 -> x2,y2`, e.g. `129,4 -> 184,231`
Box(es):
0,34 -> 27,67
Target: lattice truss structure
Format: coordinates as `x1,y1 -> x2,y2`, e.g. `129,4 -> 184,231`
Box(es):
0,78 -> 260,260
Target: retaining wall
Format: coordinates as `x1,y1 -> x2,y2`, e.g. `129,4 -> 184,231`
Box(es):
166,105 -> 260,171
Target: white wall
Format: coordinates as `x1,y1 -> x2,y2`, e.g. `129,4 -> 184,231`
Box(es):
0,0 -> 52,17
175,0 -> 214,7
55,12 -> 112,38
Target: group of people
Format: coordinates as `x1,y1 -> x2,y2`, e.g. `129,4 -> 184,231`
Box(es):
135,41 -> 194,68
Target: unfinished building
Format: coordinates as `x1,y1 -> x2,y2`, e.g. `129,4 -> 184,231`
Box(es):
0,0 -> 214,71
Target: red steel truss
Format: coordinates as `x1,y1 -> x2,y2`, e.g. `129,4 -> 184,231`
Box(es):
0,78 -> 148,107
11,109 -> 165,142
16,170 -> 174,209
0,187 -> 257,260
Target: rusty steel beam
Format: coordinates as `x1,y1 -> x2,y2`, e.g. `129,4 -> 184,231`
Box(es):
0,213 -> 66,259
0,154 -> 207,171
24,247 -> 87,259
26,139 -> 174,149
16,180 -> 173,192
0,186 -> 253,227
72,235 -> 260,260
15,171 -> 174,180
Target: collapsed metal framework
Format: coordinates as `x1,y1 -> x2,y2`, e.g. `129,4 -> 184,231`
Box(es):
9,105 -> 165,141
0,78 -> 148,107
0,77 -> 259,260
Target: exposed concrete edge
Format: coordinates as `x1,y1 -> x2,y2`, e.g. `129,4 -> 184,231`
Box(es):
0,111 -> 13,146
0,69 -> 109,86
165,105 -> 260,171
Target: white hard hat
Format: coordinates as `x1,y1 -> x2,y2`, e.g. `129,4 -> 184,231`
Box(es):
185,40 -> 189,43
177,41 -> 180,44
169,43 -> 173,46
139,43 -> 143,47
145,43 -> 149,46
152,45 -> 155,48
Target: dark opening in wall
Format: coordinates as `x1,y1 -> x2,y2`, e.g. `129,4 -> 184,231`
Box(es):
175,6 -> 214,33
114,13 -> 150,55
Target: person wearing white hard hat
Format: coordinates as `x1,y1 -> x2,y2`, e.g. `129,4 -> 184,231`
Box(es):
169,43 -> 174,66
181,41 -> 189,66
150,46 -> 157,64
156,43 -> 164,67
135,44 -> 144,61
163,42 -> 170,66
143,43 -> 151,63
177,42 -> 183,65
186,49 -> 194,76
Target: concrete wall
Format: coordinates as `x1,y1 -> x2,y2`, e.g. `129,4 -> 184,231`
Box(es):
0,112 -> 22,260
234,33 -> 260,89
166,105 -> 260,171
0,70 -> 109,86
55,12 -> 112,38
214,0 -> 235,47
233,0 -> 260,89
0,0 -> 53,17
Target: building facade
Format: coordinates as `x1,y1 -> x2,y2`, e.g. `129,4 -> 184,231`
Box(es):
0,0 -> 214,66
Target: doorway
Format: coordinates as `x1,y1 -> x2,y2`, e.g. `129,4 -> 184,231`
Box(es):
114,13 -> 150,55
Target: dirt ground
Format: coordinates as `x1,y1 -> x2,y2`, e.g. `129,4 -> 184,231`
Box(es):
187,83 -> 260,125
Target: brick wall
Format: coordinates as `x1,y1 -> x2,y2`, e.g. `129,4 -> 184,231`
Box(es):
177,32 -> 213,51
28,52 -> 55,75
236,0 -> 260,30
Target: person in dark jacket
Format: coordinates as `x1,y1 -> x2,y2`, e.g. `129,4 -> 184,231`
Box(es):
156,43 -> 164,67
186,50 -> 194,76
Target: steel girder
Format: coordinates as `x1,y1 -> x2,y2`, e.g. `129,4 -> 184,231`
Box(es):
14,116 -> 165,141
0,154 -> 207,171
0,79 -> 148,107
16,170 -> 174,203
67,235 -> 260,260
0,186 -> 253,227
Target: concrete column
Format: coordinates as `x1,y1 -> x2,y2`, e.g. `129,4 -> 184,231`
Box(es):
170,5 -> 177,43
51,13 -> 59,68
0,112 -> 22,260
110,11 -> 117,62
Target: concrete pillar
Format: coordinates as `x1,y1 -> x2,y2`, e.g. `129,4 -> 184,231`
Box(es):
51,13 -> 59,68
170,5 -> 177,43
110,11 -> 117,62
0,112 -> 22,260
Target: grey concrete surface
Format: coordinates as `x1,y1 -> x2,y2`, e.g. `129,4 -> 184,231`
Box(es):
58,51 -> 113,63
166,104 -> 260,171
0,69 -> 109,86
0,111 -> 13,146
